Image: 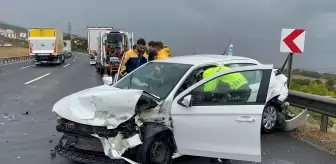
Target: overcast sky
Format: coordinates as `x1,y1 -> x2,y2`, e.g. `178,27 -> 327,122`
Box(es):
1,0 -> 336,71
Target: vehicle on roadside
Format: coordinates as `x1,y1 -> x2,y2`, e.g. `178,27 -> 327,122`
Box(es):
89,52 -> 97,65
53,55 -> 308,164
28,27 -> 65,65
92,28 -> 134,76
87,27 -> 113,69
63,40 -> 72,58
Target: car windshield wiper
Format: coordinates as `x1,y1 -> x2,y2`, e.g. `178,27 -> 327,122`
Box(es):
142,90 -> 160,100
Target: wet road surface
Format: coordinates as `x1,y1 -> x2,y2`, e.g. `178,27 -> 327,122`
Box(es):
0,53 -> 335,164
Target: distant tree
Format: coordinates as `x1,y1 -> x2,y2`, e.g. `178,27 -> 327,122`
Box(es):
291,79 -> 311,86
313,79 -> 323,84
326,79 -> 335,87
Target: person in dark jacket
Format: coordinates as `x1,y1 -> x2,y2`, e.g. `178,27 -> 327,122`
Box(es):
148,41 -> 157,61
120,38 -> 148,75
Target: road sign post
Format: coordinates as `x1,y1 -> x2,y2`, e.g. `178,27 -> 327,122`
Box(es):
280,28 -> 306,88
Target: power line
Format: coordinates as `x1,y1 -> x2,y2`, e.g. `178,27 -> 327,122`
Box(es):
67,22 -> 72,39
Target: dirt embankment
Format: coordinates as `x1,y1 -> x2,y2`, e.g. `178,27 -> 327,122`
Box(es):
0,47 -> 29,58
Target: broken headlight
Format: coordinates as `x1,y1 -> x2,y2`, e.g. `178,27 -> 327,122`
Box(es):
56,115 -> 63,125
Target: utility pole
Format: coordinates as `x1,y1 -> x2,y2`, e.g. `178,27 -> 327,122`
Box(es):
67,22 -> 72,39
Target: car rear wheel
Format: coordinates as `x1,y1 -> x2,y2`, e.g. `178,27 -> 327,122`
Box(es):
137,133 -> 173,164
261,104 -> 279,134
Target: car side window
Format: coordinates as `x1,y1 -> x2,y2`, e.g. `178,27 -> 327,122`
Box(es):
190,70 -> 263,106
174,65 -> 217,98
224,63 -> 260,85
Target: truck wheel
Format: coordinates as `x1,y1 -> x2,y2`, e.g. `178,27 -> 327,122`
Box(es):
136,133 -> 173,164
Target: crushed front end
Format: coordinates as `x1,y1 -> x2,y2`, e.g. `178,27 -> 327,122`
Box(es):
54,116 -> 140,163
53,86 -> 171,164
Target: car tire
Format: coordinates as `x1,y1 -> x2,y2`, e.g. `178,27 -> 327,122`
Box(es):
261,104 -> 279,134
136,133 -> 173,164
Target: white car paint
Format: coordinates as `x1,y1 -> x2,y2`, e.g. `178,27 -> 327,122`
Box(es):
53,54 -> 306,163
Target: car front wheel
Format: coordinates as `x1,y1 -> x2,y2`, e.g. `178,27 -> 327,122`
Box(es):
137,133 -> 173,164
261,104 -> 279,134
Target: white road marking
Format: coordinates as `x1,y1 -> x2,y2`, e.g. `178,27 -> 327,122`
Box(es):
20,65 -> 34,69
63,64 -> 70,68
24,73 -> 51,85
73,59 -> 76,62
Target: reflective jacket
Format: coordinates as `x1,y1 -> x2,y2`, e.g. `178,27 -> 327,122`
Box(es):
163,45 -> 171,57
120,49 -> 148,74
154,49 -> 169,60
202,66 -> 248,92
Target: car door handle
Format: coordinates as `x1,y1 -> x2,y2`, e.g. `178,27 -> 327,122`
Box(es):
235,116 -> 256,122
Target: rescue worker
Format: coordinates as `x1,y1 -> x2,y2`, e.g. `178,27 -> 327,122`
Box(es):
201,66 -> 250,102
163,45 -> 171,57
120,38 -> 148,76
153,41 -> 169,60
148,41 -> 157,61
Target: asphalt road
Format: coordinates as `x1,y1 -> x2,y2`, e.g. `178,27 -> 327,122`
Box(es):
0,53 -> 335,164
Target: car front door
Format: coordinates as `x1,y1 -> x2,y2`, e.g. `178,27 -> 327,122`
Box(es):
171,65 -> 273,162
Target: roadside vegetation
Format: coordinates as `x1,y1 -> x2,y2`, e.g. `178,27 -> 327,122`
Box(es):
287,69 -> 336,155
0,47 -> 28,58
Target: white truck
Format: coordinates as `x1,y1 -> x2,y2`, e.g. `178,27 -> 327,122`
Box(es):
63,40 -> 72,58
87,27 -> 113,66
100,29 -> 134,76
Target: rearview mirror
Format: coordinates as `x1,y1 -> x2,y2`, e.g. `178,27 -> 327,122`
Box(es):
178,95 -> 192,107
102,76 -> 113,85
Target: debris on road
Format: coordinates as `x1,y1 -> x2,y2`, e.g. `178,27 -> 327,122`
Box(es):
50,150 -> 56,158
22,111 -> 29,115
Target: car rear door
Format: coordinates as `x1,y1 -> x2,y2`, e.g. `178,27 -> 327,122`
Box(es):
171,65 -> 273,162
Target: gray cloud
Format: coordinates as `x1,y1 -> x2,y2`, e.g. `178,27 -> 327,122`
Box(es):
1,0 -> 336,70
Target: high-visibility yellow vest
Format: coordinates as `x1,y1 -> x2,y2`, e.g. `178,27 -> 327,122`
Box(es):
163,45 -> 171,57
202,66 -> 248,92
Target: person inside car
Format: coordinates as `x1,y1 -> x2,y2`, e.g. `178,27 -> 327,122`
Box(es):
201,66 -> 251,103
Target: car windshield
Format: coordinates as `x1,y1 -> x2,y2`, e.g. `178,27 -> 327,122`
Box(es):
114,62 -> 192,99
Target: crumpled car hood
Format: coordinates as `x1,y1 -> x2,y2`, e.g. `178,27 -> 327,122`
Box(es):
52,85 -> 145,129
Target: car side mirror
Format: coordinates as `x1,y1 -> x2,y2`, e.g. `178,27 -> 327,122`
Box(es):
178,95 -> 192,107
102,76 -> 113,85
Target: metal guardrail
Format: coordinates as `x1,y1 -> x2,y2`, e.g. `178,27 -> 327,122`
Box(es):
288,90 -> 336,132
0,56 -> 32,65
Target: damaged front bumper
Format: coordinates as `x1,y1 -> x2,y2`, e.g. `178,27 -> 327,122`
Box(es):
279,102 -> 310,132
281,109 -> 309,131
56,117 -> 144,163
54,134 -> 126,164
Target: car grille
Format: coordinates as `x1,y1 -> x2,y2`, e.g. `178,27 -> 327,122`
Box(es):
56,118 -> 118,138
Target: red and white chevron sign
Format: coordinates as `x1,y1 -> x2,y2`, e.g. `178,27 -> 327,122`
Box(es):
280,28 -> 306,54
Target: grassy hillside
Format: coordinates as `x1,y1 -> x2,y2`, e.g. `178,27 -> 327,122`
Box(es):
292,74 -> 327,83
0,22 -> 27,33
0,47 -> 28,58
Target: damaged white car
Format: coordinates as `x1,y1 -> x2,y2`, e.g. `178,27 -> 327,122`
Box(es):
53,55 -> 308,164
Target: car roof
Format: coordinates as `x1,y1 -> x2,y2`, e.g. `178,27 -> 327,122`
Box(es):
152,54 -> 260,65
